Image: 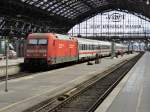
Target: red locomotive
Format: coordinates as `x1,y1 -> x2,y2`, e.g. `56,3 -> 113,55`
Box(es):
25,33 -> 78,65
24,33 -> 128,66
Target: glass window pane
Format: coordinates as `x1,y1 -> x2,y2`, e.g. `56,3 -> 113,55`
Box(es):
29,39 -> 38,45
39,39 -> 48,45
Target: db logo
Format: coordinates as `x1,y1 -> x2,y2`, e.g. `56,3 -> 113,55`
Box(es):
107,13 -> 125,22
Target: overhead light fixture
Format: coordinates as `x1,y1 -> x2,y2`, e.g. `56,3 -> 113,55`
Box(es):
146,0 -> 149,5
16,14 -> 21,18
21,0 -> 25,2
44,0 -> 48,2
33,0 -> 38,2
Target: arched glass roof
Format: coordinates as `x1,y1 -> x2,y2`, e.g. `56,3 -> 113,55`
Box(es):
20,0 -> 112,20
0,0 -> 150,36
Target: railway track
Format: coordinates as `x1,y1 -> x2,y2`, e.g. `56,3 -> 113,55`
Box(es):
24,53 -> 143,112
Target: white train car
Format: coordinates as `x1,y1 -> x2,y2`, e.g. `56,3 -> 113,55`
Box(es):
77,38 -> 113,60
115,43 -> 128,54
77,38 -> 128,60
77,38 -> 101,60
98,41 -> 111,56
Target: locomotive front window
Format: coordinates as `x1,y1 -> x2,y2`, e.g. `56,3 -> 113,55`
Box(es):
28,39 -> 47,45
39,39 -> 48,45
29,39 -> 38,45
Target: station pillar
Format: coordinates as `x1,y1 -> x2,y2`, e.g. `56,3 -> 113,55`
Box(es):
145,39 -> 148,51
111,41 -> 115,58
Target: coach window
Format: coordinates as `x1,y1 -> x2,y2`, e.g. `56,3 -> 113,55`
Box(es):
81,44 -> 83,50
28,39 -> 38,45
104,45 -> 106,49
93,45 -> 95,50
79,45 -> 81,50
85,45 -> 87,50
83,44 -> 85,50
96,46 -> 98,50
96,45 -> 98,50
99,46 -> 101,50
106,46 -> 108,49
80,44 -> 82,50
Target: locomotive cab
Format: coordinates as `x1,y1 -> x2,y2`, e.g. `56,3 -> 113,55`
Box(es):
25,35 -> 48,66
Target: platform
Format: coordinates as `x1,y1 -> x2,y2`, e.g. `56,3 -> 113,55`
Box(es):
95,52 -> 149,112
0,54 -> 137,112
0,58 -> 24,77
0,58 -> 24,67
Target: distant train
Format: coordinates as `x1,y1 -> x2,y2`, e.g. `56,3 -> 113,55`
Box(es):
24,33 -> 128,66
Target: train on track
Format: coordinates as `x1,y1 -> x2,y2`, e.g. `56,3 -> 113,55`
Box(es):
24,33 -> 128,66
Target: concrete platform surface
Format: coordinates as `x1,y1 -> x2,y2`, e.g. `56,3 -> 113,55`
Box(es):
0,58 -> 24,67
0,54 -> 137,112
95,52 -> 149,112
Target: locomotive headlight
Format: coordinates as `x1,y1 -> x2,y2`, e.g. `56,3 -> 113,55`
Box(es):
26,50 -> 30,53
27,50 -> 34,53
48,57 -> 51,60
43,54 -> 47,57
39,50 -> 47,53
26,54 -> 30,57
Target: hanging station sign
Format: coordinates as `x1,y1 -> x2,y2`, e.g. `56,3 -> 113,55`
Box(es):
107,13 -> 125,22
90,12 -> 143,30
90,24 -> 142,29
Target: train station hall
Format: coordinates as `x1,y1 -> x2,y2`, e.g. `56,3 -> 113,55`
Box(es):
0,0 -> 150,112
